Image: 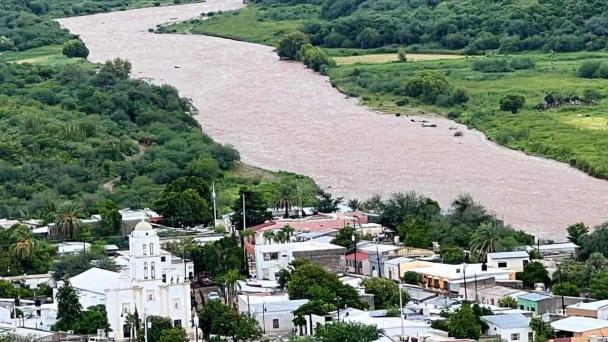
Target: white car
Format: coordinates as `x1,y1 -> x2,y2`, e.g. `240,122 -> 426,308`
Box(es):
207,291 -> 220,301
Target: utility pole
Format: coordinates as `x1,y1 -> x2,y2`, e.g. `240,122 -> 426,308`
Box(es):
144,308 -> 148,342
462,263 -> 468,301
212,182 -> 217,227
376,245 -> 382,278
242,193 -> 248,276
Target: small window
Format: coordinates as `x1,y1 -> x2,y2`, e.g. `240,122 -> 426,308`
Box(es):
161,256 -> 166,262
528,332 -> 534,341
149,243 -> 154,255
147,290 -> 155,301
511,333 -> 520,341
273,319 -> 279,329
498,262 -> 507,268
142,244 -> 147,256
151,261 -> 156,279
162,274 -> 167,283
173,319 -> 181,327
173,299 -> 181,309
523,260 -> 529,266
123,325 -> 131,338
144,262 -> 149,279
122,303 -> 129,314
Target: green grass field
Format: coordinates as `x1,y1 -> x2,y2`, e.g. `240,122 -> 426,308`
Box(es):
329,52 -> 608,178
0,45 -> 93,67
160,5 -> 313,45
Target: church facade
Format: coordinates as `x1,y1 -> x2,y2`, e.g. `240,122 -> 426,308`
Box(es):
58,221 -> 193,340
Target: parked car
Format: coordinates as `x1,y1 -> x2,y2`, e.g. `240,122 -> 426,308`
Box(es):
207,291 -> 220,301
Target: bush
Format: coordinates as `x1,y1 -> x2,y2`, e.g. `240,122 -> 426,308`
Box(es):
577,60 -> 602,78
510,57 -> 535,70
451,88 -> 469,104
62,39 -> 89,58
472,58 -> 512,73
397,48 -> 407,62
395,98 -> 409,106
405,71 -> 451,104
300,43 -> 335,72
276,31 -> 310,60
499,94 -> 525,113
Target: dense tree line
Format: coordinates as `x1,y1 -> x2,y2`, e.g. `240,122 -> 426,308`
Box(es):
0,60 -> 243,218
251,0 -> 608,53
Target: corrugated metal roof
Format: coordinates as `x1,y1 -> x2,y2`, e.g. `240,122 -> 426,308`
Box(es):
488,251 -> 529,259
481,313 -> 530,329
551,316 -> 608,333
518,292 -> 552,302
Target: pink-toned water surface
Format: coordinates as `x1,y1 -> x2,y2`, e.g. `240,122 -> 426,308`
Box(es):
58,0 -> 608,238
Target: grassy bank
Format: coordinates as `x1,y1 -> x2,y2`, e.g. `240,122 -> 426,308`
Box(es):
329,52 -> 608,178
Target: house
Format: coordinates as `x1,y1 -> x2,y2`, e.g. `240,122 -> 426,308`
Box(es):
90,208 -> 162,232
56,221 -> 193,341
481,313 -> 533,342
487,251 -> 530,273
237,294 -> 308,336
343,252 -> 371,275
566,300 -> 608,320
254,241 -> 346,281
517,293 -> 583,315
551,316 -> 608,338
384,257 -> 415,281
475,285 -> 529,307
410,263 -> 511,294
356,242 -> 402,277
526,243 -> 579,260
56,241 -> 91,256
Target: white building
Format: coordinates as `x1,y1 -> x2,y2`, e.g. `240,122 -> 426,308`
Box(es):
487,251 -> 530,272
481,313 -> 532,342
56,242 -> 91,256
237,294 -> 308,336
384,257 -> 415,281
255,241 -> 345,281
57,221 -> 192,341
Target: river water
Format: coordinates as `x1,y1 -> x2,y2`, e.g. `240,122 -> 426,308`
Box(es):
58,0 -> 608,238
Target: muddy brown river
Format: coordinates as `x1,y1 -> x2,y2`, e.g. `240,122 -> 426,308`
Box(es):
59,0 -> 608,238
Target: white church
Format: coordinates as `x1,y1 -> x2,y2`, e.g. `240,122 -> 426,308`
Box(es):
55,221 -> 193,340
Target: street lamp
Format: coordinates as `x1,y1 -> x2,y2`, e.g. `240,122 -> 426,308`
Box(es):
398,283 -> 407,342
351,234 -> 357,274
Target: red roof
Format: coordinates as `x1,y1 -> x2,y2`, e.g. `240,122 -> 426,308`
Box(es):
249,221 -> 277,232
345,252 -> 369,260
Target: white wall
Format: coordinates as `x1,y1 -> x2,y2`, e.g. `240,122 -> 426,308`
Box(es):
255,247 -> 293,281
486,324 -> 532,342
487,256 -> 529,272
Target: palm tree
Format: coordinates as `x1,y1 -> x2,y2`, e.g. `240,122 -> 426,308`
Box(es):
241,228 -> 254,244
55,205 -> 81,239
224,268 -> 243,308
273,184 -> 298,218
263,231 -> 275,244
281,224 -> 295,241
275,230 -> 287,244
469,222 -> 505,262
347,198 -> 361,211
13,237 -> 36,260
125,312 -> 138,341
293,315 -> 307,336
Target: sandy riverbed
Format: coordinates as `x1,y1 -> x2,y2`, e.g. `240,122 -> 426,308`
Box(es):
58,0 -> 608,238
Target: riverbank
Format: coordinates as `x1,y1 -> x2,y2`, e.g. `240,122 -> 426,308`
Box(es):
58,0 -> 608,237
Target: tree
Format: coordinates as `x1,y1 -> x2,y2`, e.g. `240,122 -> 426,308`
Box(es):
147,316 -> 173,342
54,280 -> 83,331
276,31 -> 310,60
159,327 -> 188,342
517,261 -> 550,288
380,192 -> 440,230
156,188 -> 212,227
441,246 -> 465,264
567,222 -> 589,246
448,303 -> 481,339
331,226 -> 359,248
347,198 -> 361,211
552,282 -> 580,297
234,313 -> 263,341
12,229 -> 36,260
98,199 -> 122,236
316,190 -> 342,213
223,268 -> 243,307
553,260 -> 588,289
281,224 -> 295,241
62,39 -> 89,58
314,321 -> 379,342
405,71 -> 451,104
231,188 -> 272,230
530,317 -> 555,342
75,305 -> 110,334
498,296 -> 518,309
587,252 -> 608,273
54,204 -> 81,239
402,271 -> 421,285
125,312 -> 139,342
590,270 -> 608,300
52,253 -> 94,281
499,94 -> 525,113
198,300 -> 234,339
469,222 -> 505,262
361,277 -> 409,309
398,217 -> 432,248
100,58 -> 132,79
273,183 -> 298,218
263,230 -> 275,244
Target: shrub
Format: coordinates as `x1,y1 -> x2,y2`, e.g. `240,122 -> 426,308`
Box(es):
447,110 -> 461,119
472,58 -> 512,73
510,57 -> 535,70
577,60 -> 601,78
397,48 -> 407,62
300,44 -> 335,72
62,39 -> 89,59
499,94 -> 525,113
583,89 -> 602,102
276,31 -> 310,60
405,71 -> 451,104
451,88 -> 469,104
395,98 -> 409,106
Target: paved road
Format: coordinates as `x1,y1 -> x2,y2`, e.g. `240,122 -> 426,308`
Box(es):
58,0 -> 608,238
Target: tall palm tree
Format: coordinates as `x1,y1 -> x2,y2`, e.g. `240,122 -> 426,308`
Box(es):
55,205 -> 81,240
347,198 -> 361,211
469,222 -> 504,262
281,224 -> 295,241
13,237 -> 36,260
125,312 -> 138,342
263,231 -> 275,244
224,268 -> 243,308
273,184 -> 298,218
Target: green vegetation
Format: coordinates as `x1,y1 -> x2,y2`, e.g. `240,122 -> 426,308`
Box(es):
166,0 -> 608,54
361,277 -> 409,309
197,300 -> 262,341
329,52 -> 608,178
